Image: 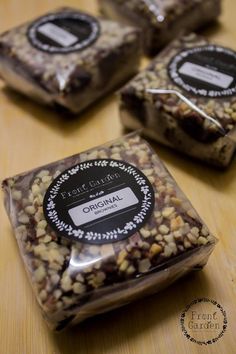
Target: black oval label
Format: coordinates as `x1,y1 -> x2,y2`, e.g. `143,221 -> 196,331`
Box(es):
43,159 -> 155,244
27,11 -> 100,54
168,45 -> 236,98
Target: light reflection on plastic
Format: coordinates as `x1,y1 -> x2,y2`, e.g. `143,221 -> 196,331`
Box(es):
70,256 -> 102,269
143,0 -> 165,22
157,15 -> 164,22
147,88 -> 226,136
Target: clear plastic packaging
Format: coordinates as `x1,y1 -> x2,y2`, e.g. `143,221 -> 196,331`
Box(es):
2,133 -> 217,330
120,34 -> 236,167
0,7 -> 141,113
99,0 -> 221,55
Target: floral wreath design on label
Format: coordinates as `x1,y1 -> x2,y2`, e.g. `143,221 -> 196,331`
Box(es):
180,298 -> 228,345
168,45 -> 236,98
43,159 -> 155,243
27,11 -> 100,54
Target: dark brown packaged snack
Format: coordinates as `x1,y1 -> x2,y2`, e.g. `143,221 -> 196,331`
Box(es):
2,133 -> 217,330
99,0 -> 221,55
0,8 -> 141,113
120,34 -> 236,167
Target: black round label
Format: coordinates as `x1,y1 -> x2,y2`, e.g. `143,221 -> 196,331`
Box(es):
43,159 -> 155,244
27,11 -> 100,54
168,45 -> 236,98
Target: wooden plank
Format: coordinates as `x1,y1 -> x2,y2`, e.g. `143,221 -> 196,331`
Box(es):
0,1 -> 236,353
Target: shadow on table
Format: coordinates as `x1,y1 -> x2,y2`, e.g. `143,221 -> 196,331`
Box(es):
198,19 -> 223,37
52,270 -> 213,354
1,87 -> 117,136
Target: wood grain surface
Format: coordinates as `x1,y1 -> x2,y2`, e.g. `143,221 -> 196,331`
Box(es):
0,1 -> 236,353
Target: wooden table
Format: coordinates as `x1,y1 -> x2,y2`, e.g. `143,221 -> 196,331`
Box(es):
0,1 -> 236,353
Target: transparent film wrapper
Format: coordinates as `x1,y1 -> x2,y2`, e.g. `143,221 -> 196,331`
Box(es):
0,7 -> 141,113
2,133 -> 217,330
99,0 -> 221,55
120,34 -> 236,167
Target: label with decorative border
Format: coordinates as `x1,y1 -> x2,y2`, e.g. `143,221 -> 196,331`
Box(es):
43,159 -> 155,244
180,298 -> 227,345
27,11 -> 100,54
168,45 -> 236,98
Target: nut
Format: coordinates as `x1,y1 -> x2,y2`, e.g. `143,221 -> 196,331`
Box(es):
138,259 -> 151,273
119,260 -> 129,272
140,228 -> 151,238
34,265 -> 46,282
170,216 -> 184,231
61,275 -> 72,292
18,214 -> 29,224
162,207 -> 175,218
25,205 -> 36,215
198,236 -> 208,245
149,243 -> 162,257
159,224 -> 169,235
117,249 -> 128,265
12,190 -> 22,201
73,282 -> 86,294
